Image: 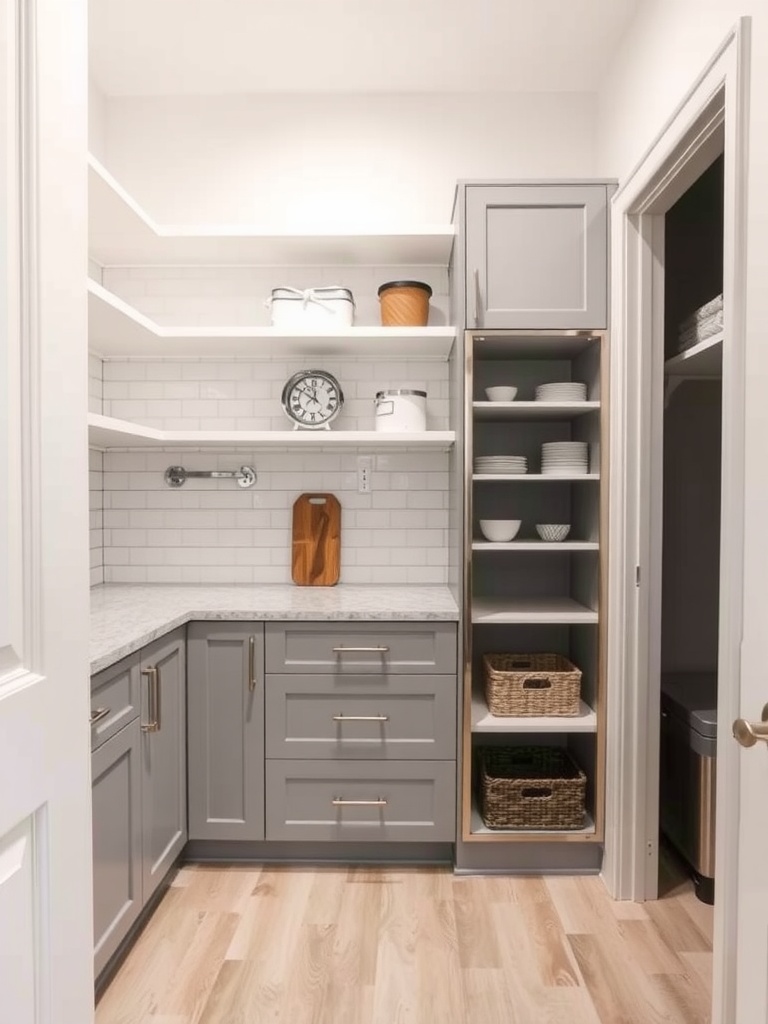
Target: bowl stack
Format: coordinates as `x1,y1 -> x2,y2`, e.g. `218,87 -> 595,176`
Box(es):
474,455 -> 528,475
535,381 -> 588,403
541,441 -> 589,476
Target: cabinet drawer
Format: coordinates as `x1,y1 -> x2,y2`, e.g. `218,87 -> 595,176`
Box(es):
265,674 -> 456,760
265,760 -> 455,842
90,654 -> 140,751
265,622 -> 456,675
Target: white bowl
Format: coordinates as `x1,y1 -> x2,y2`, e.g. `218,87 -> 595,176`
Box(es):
485,386 -> 518,402
479,519 -> 522,542
536,524 -> 571,542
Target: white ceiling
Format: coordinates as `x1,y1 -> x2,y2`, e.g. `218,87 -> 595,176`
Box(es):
89,0 -> 641,97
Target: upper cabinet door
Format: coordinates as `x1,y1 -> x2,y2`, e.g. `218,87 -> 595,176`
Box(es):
465,185 -> 609,329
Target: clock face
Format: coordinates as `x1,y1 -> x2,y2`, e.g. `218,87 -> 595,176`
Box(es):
281,369 -> 344,429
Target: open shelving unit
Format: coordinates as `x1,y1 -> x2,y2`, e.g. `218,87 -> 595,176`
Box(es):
89,154 -> 456,267
88,281 -> 457,361
462,329 -> 607,848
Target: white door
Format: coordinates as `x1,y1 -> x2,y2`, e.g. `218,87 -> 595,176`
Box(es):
0,0 -> 92,1022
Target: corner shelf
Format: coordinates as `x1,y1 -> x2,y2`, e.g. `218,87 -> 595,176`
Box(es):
471,597 -> 598,625
471,693 -> 597,733
664,331 -> 723,377
89,154 -> 455,268
88,281 -> 456,361
88,413 -> 455,452
472,401 -> 600,421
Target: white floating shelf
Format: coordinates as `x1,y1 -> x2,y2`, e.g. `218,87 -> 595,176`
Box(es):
88,414 -> 455,451
88,282 -> 456,361
469,804 -> 597,839
472,541 -> 599,552
473,401 -> 600,421
89,155 -> 455,267
664,332 -> 723,377
471,694 -> 598,734
473,473 -> 600,482
471,597 -> 598,624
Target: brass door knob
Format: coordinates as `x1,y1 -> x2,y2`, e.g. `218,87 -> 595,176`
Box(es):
733,703 -> 768,747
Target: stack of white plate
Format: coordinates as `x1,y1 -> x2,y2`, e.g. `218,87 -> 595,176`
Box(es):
541,441 -> 589,475
474,455 -> 528,475
535,381 -> 588,402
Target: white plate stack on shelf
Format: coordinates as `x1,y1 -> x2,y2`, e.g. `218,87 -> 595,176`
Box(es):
535,381 -> 588,403
474,455 -> 528,475
541,441 -> 589,476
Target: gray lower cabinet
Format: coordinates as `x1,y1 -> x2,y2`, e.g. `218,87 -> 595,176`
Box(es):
139,628 -> 187,901
462,183 -> 610,329
265,621 -> 458,844
187,622 -> 265,840
91,718 -> 142,978
265,760 -> 456,842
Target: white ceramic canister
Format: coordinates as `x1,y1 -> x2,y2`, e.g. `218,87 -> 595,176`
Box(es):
267,286 -> 355,328
374,389 -> 428,432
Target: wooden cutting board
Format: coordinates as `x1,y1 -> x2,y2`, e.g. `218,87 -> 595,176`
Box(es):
291,493 -> 341,586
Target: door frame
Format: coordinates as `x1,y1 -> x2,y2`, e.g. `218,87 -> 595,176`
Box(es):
603,20 -> 749,1024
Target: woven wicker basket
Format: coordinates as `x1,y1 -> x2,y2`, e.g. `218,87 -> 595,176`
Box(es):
483,653 -> 581,717
477,746 -> 587,830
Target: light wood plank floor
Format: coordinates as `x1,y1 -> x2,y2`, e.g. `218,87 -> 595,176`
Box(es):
96,852 -> 713,1024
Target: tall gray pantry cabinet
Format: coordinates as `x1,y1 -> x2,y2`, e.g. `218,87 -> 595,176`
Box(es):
451,179 -> 614,871
90,628 -> 187,978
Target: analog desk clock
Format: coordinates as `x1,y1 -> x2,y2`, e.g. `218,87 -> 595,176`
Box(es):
281,369 -> 344,430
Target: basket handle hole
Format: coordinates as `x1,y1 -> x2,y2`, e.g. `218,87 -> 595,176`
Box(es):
521,787 -> 553,800
521,677 -> 552,689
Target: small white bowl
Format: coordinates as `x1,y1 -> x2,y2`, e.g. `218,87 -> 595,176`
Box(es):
485,386 -> 518,402
480,519 -> 522,542
536,524 -> 571,542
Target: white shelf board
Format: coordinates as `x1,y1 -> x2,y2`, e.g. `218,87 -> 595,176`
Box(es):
89,155 -> 455,267
471,596 -> 598,624
88,414 -> 455,451
473,473 -> 600,482
472,541 -> 599,552
473,401 -> 600,421
664,332 -> 723,377
88,282 -> 456,360
471,694 -> 597,734
469,804 -> 596,838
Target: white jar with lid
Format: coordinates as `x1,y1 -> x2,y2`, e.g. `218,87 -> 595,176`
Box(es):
374,390 -> 427,432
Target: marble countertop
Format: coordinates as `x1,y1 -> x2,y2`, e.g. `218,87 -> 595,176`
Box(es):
90,583 -> 460,674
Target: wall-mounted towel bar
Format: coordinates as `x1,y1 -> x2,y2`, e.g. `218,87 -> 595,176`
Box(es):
164,465 -> 257,489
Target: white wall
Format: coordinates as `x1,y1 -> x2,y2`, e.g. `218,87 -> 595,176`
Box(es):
88,78 -> 108,164
100,92 -> 597,227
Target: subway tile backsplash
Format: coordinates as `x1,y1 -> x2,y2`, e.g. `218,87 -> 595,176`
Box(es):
90,448 -> 105,586
99,448 -> 450,585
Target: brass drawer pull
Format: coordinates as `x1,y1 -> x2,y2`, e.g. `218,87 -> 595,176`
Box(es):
89,707 -> 111,725
332,646 -> 390,653
331,798 -> 388,807
332,714 -> 389,722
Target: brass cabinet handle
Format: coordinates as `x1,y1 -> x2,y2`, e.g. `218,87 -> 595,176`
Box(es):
332,646 -> 390,654
140,667 -> 159,732
89,706 -> 110,725
249,635 -> 257,692
733,703 -> 768,747
331,798 -> 388,807
332,714 -> 389,722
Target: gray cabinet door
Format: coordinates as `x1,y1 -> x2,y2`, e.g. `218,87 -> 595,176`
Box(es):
92,718 -> 142,977
265,759 -> 456,842
265,621 -> 457,675
90,653 -> 140,752
187,622 -> 265,840
265,673 -> 457,760
139,628 -> 187,901
466,184 -> 608,329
